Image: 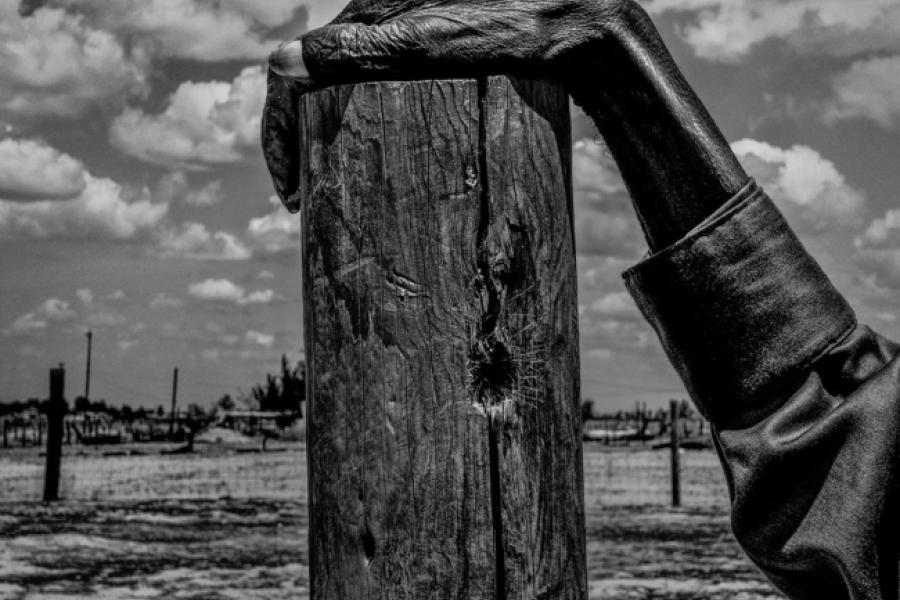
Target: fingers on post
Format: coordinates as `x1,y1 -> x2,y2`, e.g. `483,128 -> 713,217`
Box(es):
261,69 -> 302,213
299,20 -> 435,84
263,19 -> 432,213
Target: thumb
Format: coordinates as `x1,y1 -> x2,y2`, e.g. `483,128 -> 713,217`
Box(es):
261,69 -> 303,213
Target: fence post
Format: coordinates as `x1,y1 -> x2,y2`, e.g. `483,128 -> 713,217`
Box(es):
670,400 -> 682,507
44,365 -> 66,502
2,419 -> 6,449
299,77 -> 585,598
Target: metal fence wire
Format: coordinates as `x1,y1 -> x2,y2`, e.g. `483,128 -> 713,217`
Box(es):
0,381 -> 732,506
0,440 -> 730,508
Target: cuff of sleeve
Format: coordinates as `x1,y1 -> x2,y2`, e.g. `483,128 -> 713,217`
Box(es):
623,181 -> 856,429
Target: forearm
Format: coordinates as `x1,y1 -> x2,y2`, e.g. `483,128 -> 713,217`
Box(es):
569,2 -> 747,251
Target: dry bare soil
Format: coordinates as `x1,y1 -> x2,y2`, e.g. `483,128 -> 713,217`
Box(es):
0,444 -> 783,599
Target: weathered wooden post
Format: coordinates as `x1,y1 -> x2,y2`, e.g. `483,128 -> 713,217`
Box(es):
44,365 -> 66,502
669,399 -> 682,508
299,77 -> 586,598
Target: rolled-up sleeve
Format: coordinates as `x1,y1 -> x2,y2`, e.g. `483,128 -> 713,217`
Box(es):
624,180 -> 900,599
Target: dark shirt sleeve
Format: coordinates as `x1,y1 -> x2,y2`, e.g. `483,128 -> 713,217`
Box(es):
624,180 -> 900,600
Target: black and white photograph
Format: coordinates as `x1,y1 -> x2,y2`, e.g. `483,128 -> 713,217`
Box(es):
1,0 -> 899,598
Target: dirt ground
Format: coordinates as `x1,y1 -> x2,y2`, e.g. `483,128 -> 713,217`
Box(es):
0,444 -> 784,599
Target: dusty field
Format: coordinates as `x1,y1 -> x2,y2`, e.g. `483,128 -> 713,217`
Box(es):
0,444 -> 783,599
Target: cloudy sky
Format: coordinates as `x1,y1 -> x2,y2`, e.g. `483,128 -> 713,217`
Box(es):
1,0 -> 899,412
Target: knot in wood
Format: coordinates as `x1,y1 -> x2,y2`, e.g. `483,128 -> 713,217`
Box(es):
468,336 -> 516,408
489,252 -> 510,282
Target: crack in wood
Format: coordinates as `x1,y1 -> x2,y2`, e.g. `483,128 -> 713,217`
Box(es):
474,75 -> 508,600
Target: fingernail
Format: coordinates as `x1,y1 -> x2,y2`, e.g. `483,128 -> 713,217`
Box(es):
269,40 -> 309,79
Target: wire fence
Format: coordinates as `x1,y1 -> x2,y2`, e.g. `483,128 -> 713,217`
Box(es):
0,442 -> 305,502
584,447 -> 729,507
0,370 -> 727,506
0,439 -> 730,508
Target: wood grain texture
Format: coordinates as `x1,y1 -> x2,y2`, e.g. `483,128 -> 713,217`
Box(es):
300,76 -> 585,599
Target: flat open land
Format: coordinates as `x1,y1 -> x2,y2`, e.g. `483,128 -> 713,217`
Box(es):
0,443 -> 783,599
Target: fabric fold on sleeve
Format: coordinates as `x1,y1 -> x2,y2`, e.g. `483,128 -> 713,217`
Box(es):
623,180 -> 857,429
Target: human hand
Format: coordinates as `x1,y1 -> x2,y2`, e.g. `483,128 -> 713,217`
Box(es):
262,0 -> 633,211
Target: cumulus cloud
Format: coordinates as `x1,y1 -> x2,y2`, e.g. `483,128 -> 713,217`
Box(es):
573,139 -> 627,197
4,297 -> 76,336
731,139 -> 866,233
825,56 -> 900,129
87,311 -> 126,327
156,222 -> 251,261
247,196 -> 301,254
0,139 -> 86,200
185,180 -> 224,207
150,293 -> 185,309
110,67 -> 266,169
246,330 -> 275,348
156,172 -> 224,207
589,292 -> 641,319
76,288 -> 94,306
188,278 -> 275,305
854,210 -> 900,290
643,0 -> 900,61
51,0 -> 312,62
0,0 -> 344,118
0,1 -> 147,118
572,139 -> 643,258
0,175 -> 168,240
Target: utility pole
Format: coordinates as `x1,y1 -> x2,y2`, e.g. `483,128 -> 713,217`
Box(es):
84,330 -> 92,403
168,367 -> 178,439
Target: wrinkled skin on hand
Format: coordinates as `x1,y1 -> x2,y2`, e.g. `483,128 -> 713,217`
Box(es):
305,0 -> 628,81
262,0 -> 629,214
262,0 -> 746,252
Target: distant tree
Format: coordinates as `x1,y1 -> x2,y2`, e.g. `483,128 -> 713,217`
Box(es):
90,399 -> 109,414
252,373 -> 282,412
156,405 -> 165,417
186,403 -> 206,419
280,355 -> 306,417
581,399 -> 594,422
74,396 -> 90,413
250,354 -> 306,416
120,405 -> 134,421
216,394 -> 236,412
